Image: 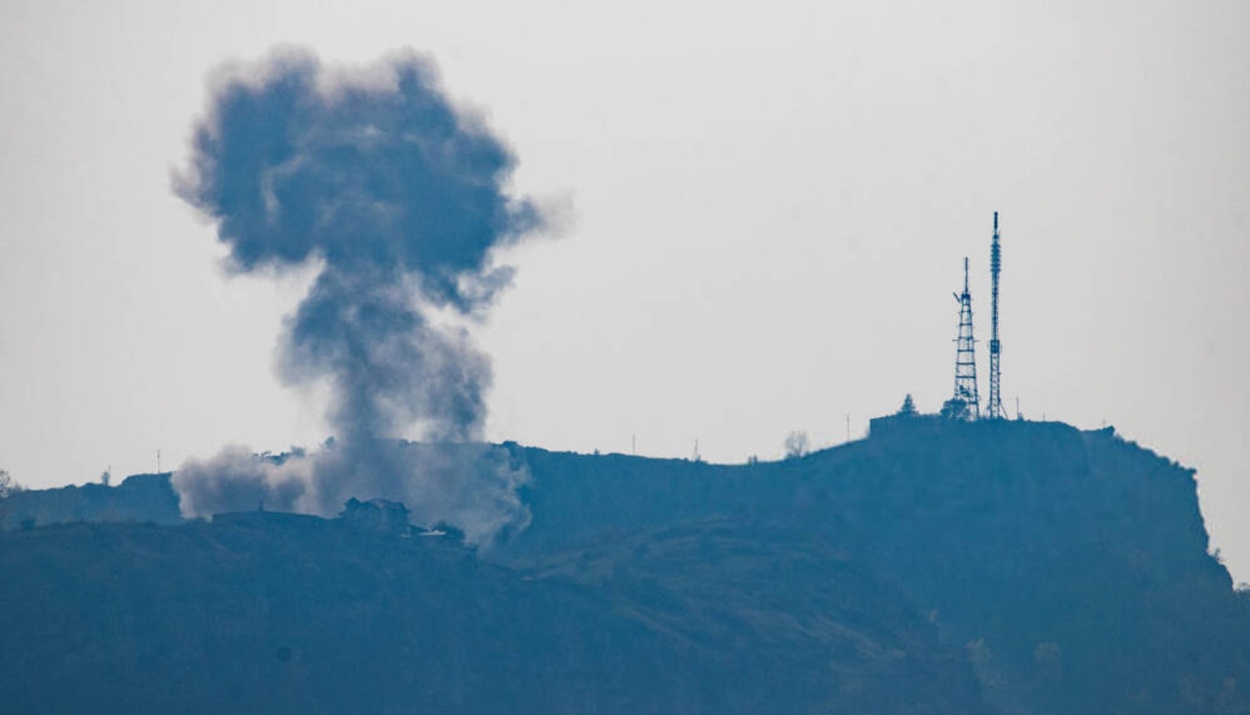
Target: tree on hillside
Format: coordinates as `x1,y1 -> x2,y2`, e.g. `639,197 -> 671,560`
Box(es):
0,469 -> 22,499
0,469 -> 24,527
898,394 -> 917,416
784,431 -> 810,460
940,398 -> 972,421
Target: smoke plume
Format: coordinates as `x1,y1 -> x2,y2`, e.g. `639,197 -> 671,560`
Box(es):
172,49 -> 544,543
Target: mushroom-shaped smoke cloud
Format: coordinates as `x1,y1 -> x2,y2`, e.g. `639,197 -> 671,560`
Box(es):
172,49 -> 547,544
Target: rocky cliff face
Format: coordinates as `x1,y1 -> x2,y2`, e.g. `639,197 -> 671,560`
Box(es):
2,419 -> 1246,714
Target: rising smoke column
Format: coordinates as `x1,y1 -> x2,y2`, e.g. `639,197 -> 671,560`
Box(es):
172,50 -> 544,542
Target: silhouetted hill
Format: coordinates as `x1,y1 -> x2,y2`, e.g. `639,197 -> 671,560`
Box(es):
502,419 -> 1250,714
2,418 -> 1247,713
0,472 -> 179,530
0,509 -> 988,714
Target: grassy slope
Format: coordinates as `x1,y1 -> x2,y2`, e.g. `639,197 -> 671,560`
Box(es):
0,511 -> 989,714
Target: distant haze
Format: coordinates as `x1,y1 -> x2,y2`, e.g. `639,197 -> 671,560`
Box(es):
0,1 -> 1246,579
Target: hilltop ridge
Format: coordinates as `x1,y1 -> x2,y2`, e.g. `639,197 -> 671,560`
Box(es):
2,418 -> 1247,713
503,419 -> 1248,712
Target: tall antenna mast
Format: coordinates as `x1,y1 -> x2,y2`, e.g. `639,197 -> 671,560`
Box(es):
986,212 -> 1005,419
948,257 -> 980,419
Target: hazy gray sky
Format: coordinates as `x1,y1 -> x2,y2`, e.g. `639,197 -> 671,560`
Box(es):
2,0 -> 1247,579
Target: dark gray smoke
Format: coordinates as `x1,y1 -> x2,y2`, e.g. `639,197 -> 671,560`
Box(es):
171,50 -> 545,543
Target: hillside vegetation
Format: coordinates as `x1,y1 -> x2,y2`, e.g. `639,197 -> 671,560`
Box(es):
2,418 -> 1247,713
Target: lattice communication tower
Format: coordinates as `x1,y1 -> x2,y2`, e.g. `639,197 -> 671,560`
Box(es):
950,257 -> 980,419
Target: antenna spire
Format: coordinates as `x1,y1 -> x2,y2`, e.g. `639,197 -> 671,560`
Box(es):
986,212 -> 1005,419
